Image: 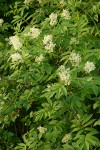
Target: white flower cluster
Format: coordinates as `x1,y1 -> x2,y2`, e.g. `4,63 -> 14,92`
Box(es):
24,26 -> 40,39
43,35 -> 55,52
69,52 -> 81,67
62,133 -> 72,143
37,126 -> 47,134
58,65 -> 71,86
61,9 -> 71,20
69,37 -> 79,45
24,0 -> 30,5
9,35 -> 23,50
11,53 -> 23,62
0,18 -> 4,27
49,13 -> 57,26
60,0 -> 65,6
84,61 -> 96,73
35,54 -> 44,64
30,26 -> 40,38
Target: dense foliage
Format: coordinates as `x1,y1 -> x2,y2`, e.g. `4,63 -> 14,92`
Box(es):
0,0 -> 100,149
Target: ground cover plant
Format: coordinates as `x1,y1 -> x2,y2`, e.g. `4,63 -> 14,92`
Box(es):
0,0 -> 100,149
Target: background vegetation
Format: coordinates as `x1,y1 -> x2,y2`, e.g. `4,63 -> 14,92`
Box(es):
0,0 -> 100,149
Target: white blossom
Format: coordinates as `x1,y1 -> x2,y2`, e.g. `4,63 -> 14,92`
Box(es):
30,27 -> 40,38
43,35 -> 55,52
58,71 -> 71,85
49,13 -> 57,26
84,61 -> 96,73
35,54 -> 44,64
37,126 -> 47,134
11,53 -> 23,62
24,0 -> 30,5
0,18 -> 4,26
60,0 -> 65,6
24,26 -> 40,38
43,35 -> 52,45
58,65 -> 71,85
9,35 -> 23,50
69,37 -> 79,45
44,41 -> 55,52
58,65 -> 66,72
69,52 -> 81,67
61,9 -> 71,20
62,133 -> 72,143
